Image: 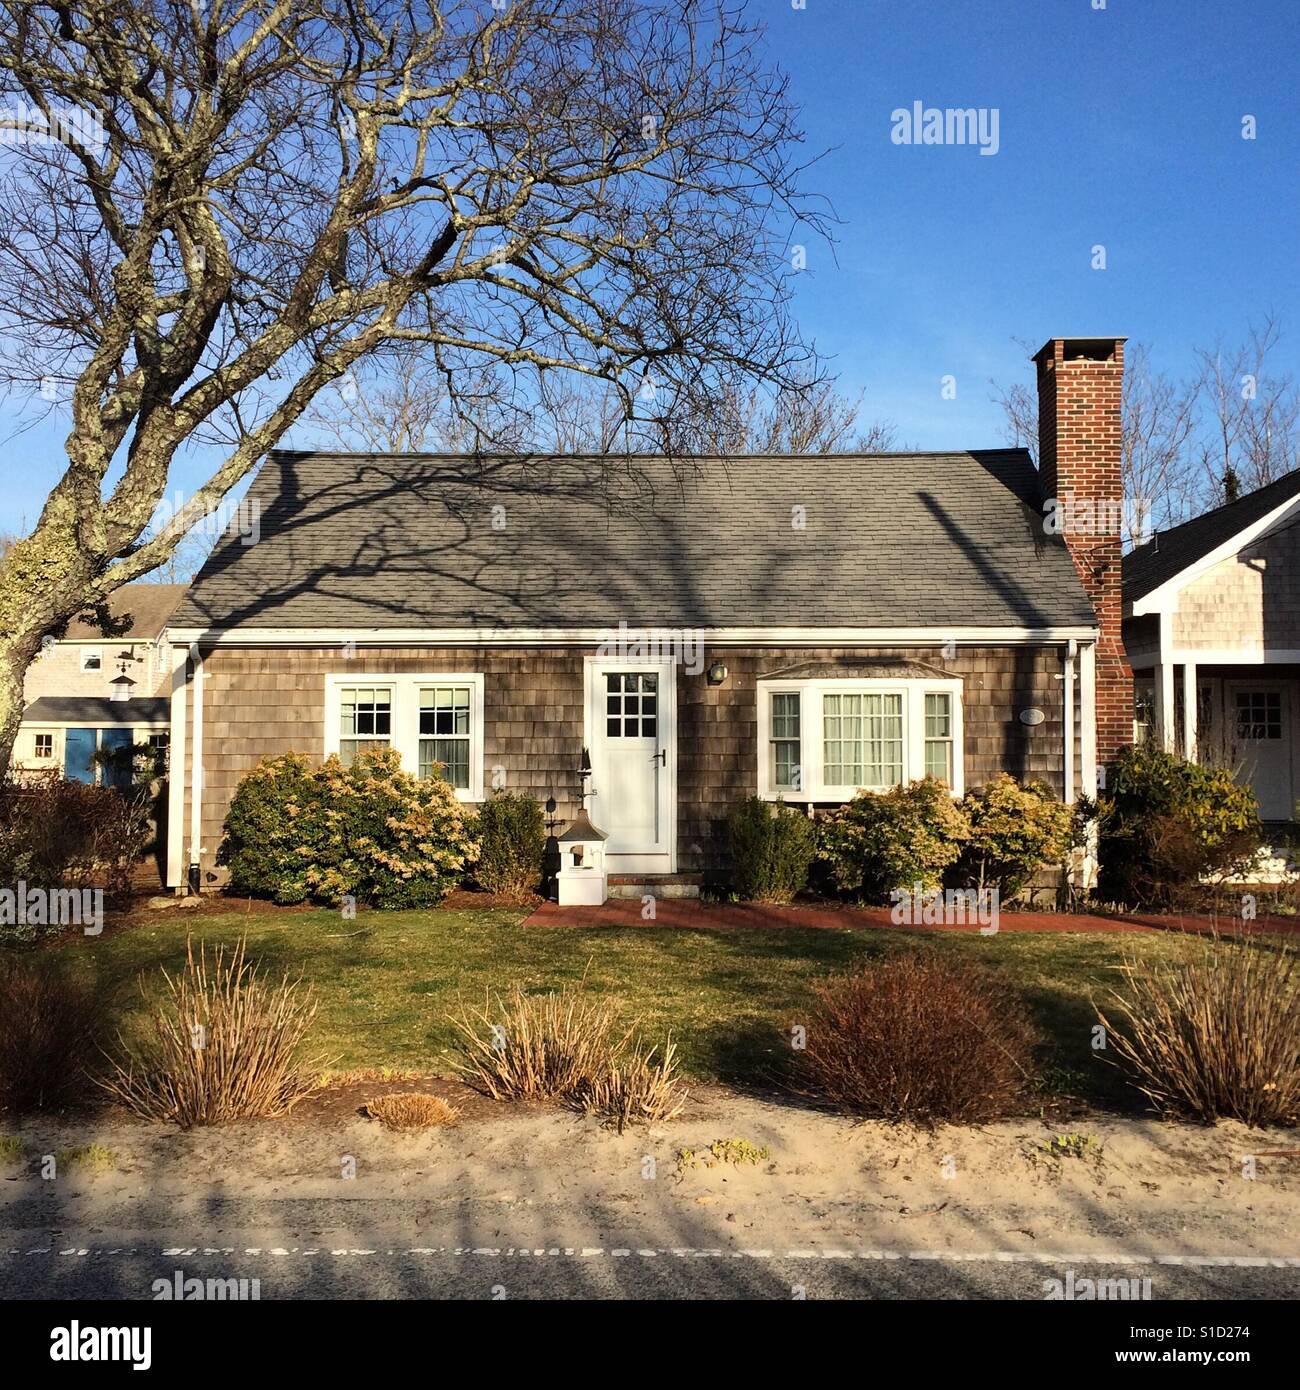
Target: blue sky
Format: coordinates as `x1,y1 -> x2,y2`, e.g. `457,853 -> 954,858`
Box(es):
770,0 -> 1300,444
1,0 -> 1297,533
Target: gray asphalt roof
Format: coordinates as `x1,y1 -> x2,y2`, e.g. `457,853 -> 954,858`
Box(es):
1125,467 -> 1300,603
173,450 -> 1097,633
22,697 -> 171,724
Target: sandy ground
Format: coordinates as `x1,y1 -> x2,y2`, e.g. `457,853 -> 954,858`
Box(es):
3,1081 -> 1298,1261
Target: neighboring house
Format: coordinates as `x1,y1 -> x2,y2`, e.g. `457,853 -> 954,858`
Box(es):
163,336 -> 1132,895
1124,470 -> 1300,821
15,583 -> 186,787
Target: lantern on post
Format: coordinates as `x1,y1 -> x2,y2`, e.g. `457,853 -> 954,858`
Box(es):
556,805 -> 609,906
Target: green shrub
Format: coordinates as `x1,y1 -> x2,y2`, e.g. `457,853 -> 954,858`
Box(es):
958,773 -> 1074,901
216,752 -> 320,903
727,797 -> 816,903
473,790 -> 545,897
1098,743 -> 1262,909
218,748 -> 478,908
816,777 -> 969,902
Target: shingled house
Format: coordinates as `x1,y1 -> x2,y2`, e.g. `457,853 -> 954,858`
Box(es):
164,336 -> 1132,895
14,583 -> 185,788
1125,468 -> 1300,822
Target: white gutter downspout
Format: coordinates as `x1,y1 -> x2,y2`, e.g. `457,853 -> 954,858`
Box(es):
1063,639 -> 1077,804
165,643 -> 188,890
188,642 -> 204,894
1080,641 -> 1097,800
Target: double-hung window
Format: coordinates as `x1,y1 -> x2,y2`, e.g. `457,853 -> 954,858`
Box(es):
419,685 -> 472,788
757,678 -> 964,801
326,674 -> 484,801
338,687 -> 393,764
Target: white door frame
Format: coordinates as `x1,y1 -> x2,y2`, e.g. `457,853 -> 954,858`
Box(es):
583,653 -> 676,874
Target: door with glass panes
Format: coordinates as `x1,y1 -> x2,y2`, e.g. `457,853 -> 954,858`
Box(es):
586,661 -> 675,872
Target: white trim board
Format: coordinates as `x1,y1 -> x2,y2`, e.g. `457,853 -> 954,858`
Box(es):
166,624 -> 1098,648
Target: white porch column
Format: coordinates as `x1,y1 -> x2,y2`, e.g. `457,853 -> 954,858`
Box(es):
1154,611 -> 1175,750
1182,659 -> 1198,761
166,643 -> 188,889
1080,640 -> 1097,798
1154,662 -> 1175,750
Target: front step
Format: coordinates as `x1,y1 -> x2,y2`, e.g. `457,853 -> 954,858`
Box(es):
607,873 -> 703,900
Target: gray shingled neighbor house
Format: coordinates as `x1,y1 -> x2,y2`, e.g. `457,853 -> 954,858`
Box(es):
164,337 -> 1133,896
1124,468 -> 1300,822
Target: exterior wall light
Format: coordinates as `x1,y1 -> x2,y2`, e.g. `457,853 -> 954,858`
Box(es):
706,661 -> 728,686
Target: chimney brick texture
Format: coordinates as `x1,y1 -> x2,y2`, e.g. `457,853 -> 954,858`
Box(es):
1035,336 -> 1133,767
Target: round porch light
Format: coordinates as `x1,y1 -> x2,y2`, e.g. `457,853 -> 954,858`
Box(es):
706,661 -> 728,686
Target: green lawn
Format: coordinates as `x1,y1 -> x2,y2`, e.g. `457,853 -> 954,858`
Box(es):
50,906 -> 1213,1111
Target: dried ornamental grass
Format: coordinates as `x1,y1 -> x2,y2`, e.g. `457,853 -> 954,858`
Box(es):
1097,936 -> 1300,1127
576,1038 -> 687,1133
448,984 -> 625,1102
448,984 -> 686,1127
363,1092 -> 460,1130
100,935 -> 324,1128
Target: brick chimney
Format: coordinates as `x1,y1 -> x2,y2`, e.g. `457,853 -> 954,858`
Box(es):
1033,336 -> 1132,768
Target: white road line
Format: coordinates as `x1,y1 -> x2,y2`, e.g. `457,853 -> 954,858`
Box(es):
2,1245 -> 1298,1267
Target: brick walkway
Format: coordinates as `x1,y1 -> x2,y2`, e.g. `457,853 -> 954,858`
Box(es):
524,899 -> 1300,934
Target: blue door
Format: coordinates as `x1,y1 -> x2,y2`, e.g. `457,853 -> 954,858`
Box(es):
100,727 -> 134,791
64,727 -> 96,783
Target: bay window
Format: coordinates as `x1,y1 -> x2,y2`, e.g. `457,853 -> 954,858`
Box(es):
325,673 -> 484,800
757,678 -> 964,801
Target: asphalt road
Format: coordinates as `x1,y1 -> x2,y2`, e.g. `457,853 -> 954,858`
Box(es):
1,1198 -> 1296,1300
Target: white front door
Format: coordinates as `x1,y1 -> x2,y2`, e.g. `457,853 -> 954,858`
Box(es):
1228,682 -> 1294,820
586,660 -> 675,872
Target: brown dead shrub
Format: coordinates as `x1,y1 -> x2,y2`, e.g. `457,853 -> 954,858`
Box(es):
799,954 -> 1038,1123
363,1092 -> 459,1130
0,955 -> 103,1113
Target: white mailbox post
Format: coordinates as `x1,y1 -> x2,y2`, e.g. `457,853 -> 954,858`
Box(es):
555,807 -> 609,906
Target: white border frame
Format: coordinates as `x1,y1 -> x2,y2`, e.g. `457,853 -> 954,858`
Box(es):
756,676 -> 965,801
322,672 -> 486,802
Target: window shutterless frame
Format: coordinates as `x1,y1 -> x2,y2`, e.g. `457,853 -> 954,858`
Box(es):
323,673 -> 485,802
755,677 -> 965,801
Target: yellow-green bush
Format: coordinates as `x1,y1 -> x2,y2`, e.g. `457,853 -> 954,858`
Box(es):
218,748 -> 478,908
816,777 -> 970,902
958,773 -> 1074,900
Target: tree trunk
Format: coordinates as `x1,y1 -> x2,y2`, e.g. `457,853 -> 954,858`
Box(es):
0,632 -> 42,774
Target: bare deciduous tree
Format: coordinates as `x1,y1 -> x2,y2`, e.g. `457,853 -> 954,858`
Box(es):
1192,315 -> 1300,499
0,0 -> 825,766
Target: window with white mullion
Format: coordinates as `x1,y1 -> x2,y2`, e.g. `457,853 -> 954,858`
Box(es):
757,678 -> 964,801
338,686 -> 393,765
419,684 -> 472,789
769,689 -> 802,791
924,692 -> 954,783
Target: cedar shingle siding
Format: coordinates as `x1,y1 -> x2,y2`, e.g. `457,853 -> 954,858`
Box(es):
183,642 -> 1070,884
